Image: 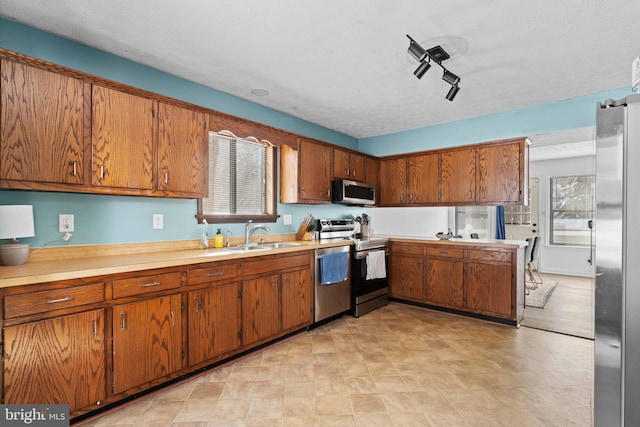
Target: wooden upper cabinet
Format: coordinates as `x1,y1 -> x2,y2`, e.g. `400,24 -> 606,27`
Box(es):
157,103 -> 208,197
280,138 -> 331,204
91,85 -> 156,190
477,140 -> 524,204
333,147 -> 366,182
298,138 -> 332,203
407,153 -> 439,204
440,148 -> 476,204
379,158 -> 407,205
1,60 -> 86,184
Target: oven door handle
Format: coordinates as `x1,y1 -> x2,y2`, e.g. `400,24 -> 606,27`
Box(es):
354,248 -> 389,259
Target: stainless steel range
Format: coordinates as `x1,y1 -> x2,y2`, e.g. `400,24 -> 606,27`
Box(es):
317,219 -> 389,317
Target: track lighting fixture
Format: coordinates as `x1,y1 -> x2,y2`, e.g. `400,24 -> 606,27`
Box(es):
406,34 -> 462,101
414,58 -> 431,79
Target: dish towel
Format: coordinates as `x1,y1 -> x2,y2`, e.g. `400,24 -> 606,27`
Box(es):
366,250 -> 387,280
319,252 -> 349,285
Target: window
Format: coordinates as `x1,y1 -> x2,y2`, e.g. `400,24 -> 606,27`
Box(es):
197,132 -> 277,223
550,175 -> 594,246
452,206 -> 493,239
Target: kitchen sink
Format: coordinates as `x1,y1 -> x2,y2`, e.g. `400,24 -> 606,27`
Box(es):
257,242 -> 303,249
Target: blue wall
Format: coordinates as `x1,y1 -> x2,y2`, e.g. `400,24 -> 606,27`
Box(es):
0,17 -> 634,248
359,89 -> 633,157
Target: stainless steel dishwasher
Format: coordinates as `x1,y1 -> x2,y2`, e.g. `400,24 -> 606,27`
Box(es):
314,245 -> 351,322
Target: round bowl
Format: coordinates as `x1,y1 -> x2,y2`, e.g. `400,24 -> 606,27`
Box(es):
435,233 -> 452,240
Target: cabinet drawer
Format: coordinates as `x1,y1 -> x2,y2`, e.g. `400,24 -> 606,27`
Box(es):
467,249 -> 512,263
112,272 -> 182,299
243,253 -> 310,277
188,263 -> 241,286
4,283 -> 104,319
390,243 -> 424,256
425,246 -> 464,259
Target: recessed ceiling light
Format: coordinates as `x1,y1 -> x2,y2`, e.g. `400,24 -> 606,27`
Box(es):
251,88 -> 269,96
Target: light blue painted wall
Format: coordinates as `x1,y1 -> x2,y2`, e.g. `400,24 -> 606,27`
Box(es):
358,89 -> 634,157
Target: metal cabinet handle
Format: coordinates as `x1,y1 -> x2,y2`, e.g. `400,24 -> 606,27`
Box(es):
99,164 -> 104,180
72,160 -> 77,177
46,296 -> 73,304
164,171 -> 168,185
194,296 -> 199,312
207,272 -> 223,277
93,318 -> 98,337
120,312 -> 126,330
140,281 -> 161,288
171,310 -> 175,327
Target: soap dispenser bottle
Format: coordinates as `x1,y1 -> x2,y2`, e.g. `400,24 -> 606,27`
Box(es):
214,228 -> 224,248
200,219 -> 209,248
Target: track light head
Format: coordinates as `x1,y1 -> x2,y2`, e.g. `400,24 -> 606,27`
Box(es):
413,60 -> 431,79
406,35 -> 426,62
442,70 -> 460,86
446,84 -> 460,101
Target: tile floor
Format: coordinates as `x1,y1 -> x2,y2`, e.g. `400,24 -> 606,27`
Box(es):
76,302 -> 593,426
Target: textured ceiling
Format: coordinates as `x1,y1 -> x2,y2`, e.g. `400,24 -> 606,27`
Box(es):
0,0 -> 637,139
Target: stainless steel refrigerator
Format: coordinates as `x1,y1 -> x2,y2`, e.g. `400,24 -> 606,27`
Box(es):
595,93 -> 640,426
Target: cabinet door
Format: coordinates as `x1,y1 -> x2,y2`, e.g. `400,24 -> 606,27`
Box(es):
477,142 -> 522,203
408,153 -> 439,204
440,148 -> 476,203
112,294 -> 182,393
333,148 -> 351,180
1,60 -> 85,184
464,262 -> 512,317
242,275 -> 280,345
157,103 -> 208,196
281,268 -> 312,331
188,283 -> 241,366
425,259 -> 464,307
299,138 -> 331,202
3,309 -> 105,413
390,254 -> 424,301
92,85 -> 155,189
379,158 -> 407,205
349,152 -> 367,182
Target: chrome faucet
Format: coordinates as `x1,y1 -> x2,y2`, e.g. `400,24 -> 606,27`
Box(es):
245,220 -> 270,245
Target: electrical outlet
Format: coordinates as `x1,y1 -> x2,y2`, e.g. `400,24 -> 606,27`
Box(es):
59,214 -> 74,232
283,214 -> 292,225
153,214 -> 164,229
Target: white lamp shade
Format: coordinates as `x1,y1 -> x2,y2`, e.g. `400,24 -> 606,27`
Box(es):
0,205 -> 35,240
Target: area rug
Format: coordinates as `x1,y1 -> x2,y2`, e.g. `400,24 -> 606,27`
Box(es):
525,280 -> 559,309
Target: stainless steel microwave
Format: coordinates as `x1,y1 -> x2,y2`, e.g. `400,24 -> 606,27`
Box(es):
331,179 -> 375,205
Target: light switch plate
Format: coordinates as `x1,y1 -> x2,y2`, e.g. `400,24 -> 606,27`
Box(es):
59,214 -> 74,232
283,214 -> 292,225
153,214 -> 164,229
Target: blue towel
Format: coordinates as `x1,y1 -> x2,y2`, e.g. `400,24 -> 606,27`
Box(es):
319,252 -> 349,285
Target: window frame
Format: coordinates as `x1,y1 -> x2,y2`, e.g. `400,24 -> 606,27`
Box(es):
549,174 -> 595,247
196,132 -> 278,224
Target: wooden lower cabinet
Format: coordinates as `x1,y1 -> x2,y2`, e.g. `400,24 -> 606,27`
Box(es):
389,252 -> 424,301
112,294 -> 182,394
425,259 -> 464,308
390,240 -> 523,324
242,275 -> 281,346
3,309 -> 106,413
188,283 -> 241,367
1,251 -> 315,420
464,262 -> 512,317
281,268 -> 312,331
